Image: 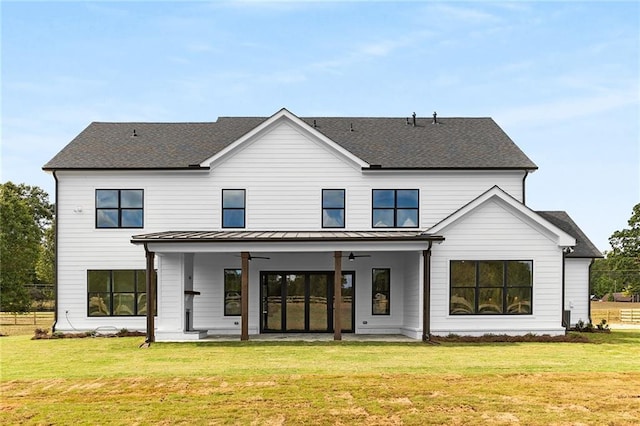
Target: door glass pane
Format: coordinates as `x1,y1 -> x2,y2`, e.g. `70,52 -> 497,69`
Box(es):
341,273 -> 353,332
286,274 -> 305,331
264,274 -> 282,332
308,275 -> 328,331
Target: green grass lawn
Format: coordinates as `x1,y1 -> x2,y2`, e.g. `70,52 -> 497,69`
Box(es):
2,332 -> 640,425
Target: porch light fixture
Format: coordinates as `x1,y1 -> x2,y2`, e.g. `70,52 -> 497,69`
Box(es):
348,252 -> 355,261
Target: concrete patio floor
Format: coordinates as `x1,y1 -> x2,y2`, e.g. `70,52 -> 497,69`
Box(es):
194,333 -> 420,343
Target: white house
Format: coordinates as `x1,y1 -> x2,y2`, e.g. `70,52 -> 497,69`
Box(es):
43,108 -> 602,342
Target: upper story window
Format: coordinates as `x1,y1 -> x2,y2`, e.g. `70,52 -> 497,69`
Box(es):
96,189 -> 143,228
322,189 -> 345,228
450,260 -> 533,315
372,189 -> 418,228
222,189 -> 245,228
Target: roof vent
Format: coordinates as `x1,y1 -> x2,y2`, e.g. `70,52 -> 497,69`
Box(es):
350,123 -> 354,132
313,119 -> 317,128
412,112 -> 416,127
132,129 -> 138,137
432,112 -> 438,124
405,117 -> 410,125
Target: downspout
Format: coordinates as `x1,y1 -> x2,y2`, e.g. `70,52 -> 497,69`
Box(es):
143,244 -> 156,346
52,171 -> 59,332
422,241 -> 433,342
561,248 -> 572,331
522,170 -> 529,205
588,259 -> 595,323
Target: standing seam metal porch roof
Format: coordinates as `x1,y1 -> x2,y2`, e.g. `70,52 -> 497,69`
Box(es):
131,230 -> 445,244
43,115 -> 537,170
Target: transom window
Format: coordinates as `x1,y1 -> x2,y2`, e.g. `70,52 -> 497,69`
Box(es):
224,269 -> 242,316
87,269 -> 155,316
222,189 -> 245,228
372,189 -> 418,228
96,189 -> 143,228
322,189 -> 345,228
450,260 -> 533,315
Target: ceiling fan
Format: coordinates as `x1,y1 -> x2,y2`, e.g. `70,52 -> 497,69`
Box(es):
345,252 -> 371,261
234,253 -> 270,260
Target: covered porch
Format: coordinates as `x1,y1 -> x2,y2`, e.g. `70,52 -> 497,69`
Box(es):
131,231 -> 443,343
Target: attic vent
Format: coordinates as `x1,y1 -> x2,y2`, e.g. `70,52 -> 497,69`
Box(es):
132,129 -> 138,137
432,112 -> 438,124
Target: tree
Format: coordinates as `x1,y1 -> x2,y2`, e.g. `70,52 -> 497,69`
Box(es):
593,203 -> 640,299
0,182 -> 54,313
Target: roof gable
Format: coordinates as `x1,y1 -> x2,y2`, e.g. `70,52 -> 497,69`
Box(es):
199,108 -> 369,169
428,186 -> 576,248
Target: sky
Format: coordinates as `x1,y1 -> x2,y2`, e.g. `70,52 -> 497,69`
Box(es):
1,1 -> 638,253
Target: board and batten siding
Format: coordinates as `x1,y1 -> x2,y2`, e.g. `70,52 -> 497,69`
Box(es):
429,199 -> 566,336
564,258 -> 592,326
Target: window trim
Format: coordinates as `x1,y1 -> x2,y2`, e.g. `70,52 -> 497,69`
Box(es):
222,189 -> 246,229
371,189 -> 419,228
87,269 -> 156,317
322,189 -> 346,228
371,268 -> 391,315
95,189 -> 144,229
449,260 -> 533,316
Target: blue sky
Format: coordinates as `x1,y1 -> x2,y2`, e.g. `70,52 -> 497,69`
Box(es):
2,1 -> 638,252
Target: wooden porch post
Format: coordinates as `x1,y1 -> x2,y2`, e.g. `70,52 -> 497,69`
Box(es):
422,245 -> 432,342
145,246 -> 155,344
241,251 -> 250,341
334,251 -> 342,341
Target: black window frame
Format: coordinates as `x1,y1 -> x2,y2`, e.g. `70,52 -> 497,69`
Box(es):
222,189 -> 246,228
372,268 -> 391,315
95,189 -> 144,229
87,269 -> 156,317
371,189 -> 419,228
449,260 -> 533,315
322,189 -> 346,228
224,269 -> 242,316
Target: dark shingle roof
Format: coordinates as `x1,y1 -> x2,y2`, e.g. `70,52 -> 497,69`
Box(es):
537,211 -> 603,258
43,114 -> 537,170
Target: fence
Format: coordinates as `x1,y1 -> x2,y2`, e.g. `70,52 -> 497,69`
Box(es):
620,309 -> 640,323
0,311 -> 54,325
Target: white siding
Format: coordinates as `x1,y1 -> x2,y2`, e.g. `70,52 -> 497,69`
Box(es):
54,119 -> 526,332
430,199 -> 566,336
565,258 -> 592,326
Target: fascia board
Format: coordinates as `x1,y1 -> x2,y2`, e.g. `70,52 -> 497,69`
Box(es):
200,108 -> 369,170
428,186 -> 576,247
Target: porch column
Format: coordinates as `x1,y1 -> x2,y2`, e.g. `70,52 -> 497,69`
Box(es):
334,251 -> 342,341
422,247 -> 432,342
241,251 -> 249,341
145,246 -> 155,344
